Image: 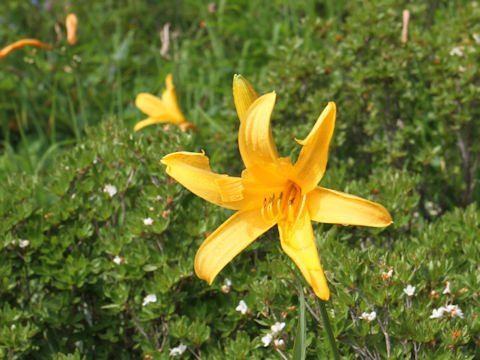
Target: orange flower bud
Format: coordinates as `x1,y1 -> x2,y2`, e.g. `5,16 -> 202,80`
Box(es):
66,13 -> 78,45
0,39 -> 53,59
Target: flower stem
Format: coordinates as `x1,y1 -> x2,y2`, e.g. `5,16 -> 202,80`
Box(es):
318,300 -> 340,360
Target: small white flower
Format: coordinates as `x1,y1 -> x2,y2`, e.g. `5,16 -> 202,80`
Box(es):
382,268 -> 393,280
446,304 -> 464,319
103,184 -> 117,197
143,217 -> 154,226
442,281 -> 451,295
273,339 -> 284,348
449,47 -> 464,56
261,333 -> 273,347
403,285 -> 416,297
142,294 -> 157,306
113,256 -> 124,265
473,33 -> 480,44
169,343 -> 187,357
270,322 -> 286,335
18,239 -> 30,248
360,311 -> 377,322
429,307 -> 447,319
221,278 -> 232,293
235,300 -> 248,315
93,158 -> 98,164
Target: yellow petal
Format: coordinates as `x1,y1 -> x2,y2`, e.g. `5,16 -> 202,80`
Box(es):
294,102 -> 336,194
238,92 -> 279,177
160,74 -> 186,123
195,208 -> 276,284
135,93 -> 168,117
161,152 -> 246,210
233,74 -> 258,122
307,187 -> 393,227
278,211 -> 330,300
164,73 -> 174,90
133,117 -> 164,131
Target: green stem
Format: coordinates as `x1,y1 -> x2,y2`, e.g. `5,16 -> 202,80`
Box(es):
318,300 -> 340,360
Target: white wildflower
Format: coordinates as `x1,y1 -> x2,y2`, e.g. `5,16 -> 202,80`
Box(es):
429,307 -> 447,319
142,294 -> 157,306
271,322 -> 286,335
442,281 -> 451,295
221,278 -> 232,293
18,239 -> 30,248
446,304 -> 464,319
273,339 -> 284,348
113,256 -> 124,265
261,333 -> 273,347
449,47 -> 464,56
235,300 -> 248,315
169,343 -> 187,357
360,311 -> 377,322
473,33 -> 480,44
382,268 -> 393,280
103,184 -> 117,197
143,217 -> 154,226
403,285 -> 416,297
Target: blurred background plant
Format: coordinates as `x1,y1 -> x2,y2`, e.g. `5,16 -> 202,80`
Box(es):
0,0 -> 479,359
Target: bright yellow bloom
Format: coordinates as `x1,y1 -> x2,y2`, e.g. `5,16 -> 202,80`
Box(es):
0,38 -> 53,59
161,75 -> 392,300
66,14 -> 78,46
134,74 -> 188,131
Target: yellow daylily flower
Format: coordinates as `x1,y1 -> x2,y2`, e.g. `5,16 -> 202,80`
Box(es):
161,75 -> 392,300
135,74 -> 196,132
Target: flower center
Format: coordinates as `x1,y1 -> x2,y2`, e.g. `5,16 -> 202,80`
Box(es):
261,181 -> 306,224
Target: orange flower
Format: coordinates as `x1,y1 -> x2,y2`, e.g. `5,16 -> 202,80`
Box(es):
0,39 -> 53,59
66,14 -> 78,45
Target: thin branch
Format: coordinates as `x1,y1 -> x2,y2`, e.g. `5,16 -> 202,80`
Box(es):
356,289 -> 391,358
275,348 -> 289,360
129,307 -> 150,343
187,346 -> 201,360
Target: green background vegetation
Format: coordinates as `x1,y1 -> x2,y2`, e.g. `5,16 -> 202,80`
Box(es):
0,0 -> 479,358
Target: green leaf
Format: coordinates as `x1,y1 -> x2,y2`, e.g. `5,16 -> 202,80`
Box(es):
293,282 -> 306,360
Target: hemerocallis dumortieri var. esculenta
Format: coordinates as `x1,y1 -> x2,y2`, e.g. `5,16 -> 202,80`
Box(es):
66,14 -> 78,46
0,39 -> 53,59
134,74 -> 197,132
161,75 -> 392,300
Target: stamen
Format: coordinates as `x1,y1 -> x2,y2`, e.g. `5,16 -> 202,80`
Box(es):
267,195 -> 277,220
260,183 -> 305,225
261,201 -> 267,221
291,194 -> 307,229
